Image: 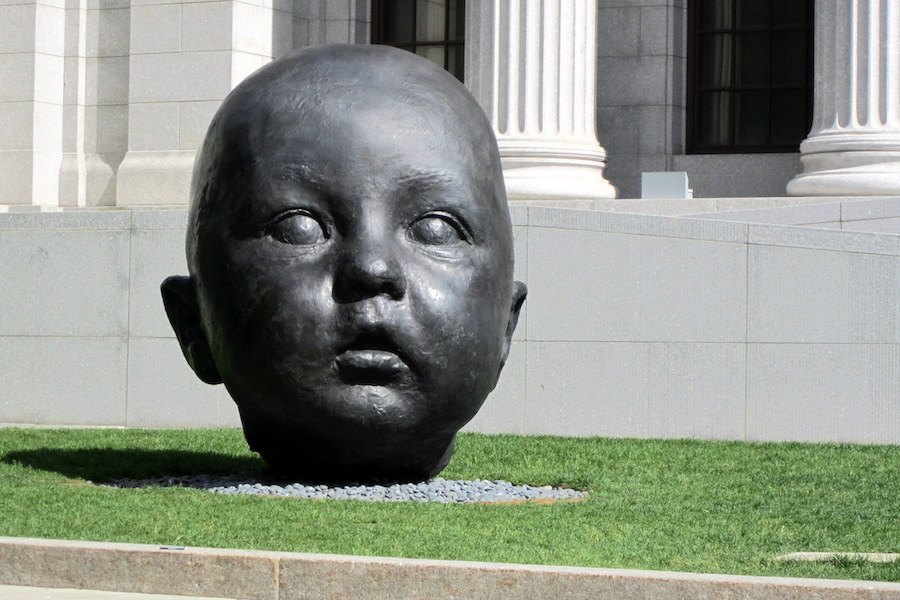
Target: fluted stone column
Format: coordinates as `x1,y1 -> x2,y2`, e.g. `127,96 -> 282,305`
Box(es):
788,0 -> 900,196
467,0 -> 616,201
0,0 -> 66,206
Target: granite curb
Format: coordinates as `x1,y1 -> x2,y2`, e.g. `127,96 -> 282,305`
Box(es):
0,584 -> 236,599
1,537 -> 899,599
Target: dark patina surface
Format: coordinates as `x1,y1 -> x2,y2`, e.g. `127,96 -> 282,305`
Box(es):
162,45 -> 526,483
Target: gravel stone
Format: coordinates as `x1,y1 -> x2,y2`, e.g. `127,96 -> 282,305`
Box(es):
102,474 -> 587,504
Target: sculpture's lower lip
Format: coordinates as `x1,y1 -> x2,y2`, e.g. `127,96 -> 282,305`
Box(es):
333,349 -> 407,383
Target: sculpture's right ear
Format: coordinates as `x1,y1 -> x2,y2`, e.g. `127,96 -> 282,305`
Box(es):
160,275 -> 223,385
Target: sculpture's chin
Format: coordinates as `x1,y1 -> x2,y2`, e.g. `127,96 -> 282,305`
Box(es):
257,440 -> 456,484
240,416 -> 458,484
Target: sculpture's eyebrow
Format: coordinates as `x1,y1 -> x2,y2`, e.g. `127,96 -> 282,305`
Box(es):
278,164 -> 328,192
277,164 -> 468,201
395,171 -> 460,193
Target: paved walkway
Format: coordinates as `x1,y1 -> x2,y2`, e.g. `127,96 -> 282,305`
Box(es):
0,585 -> 234,600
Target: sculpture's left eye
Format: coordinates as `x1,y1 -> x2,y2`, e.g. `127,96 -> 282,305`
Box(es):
408,213 -> 471,246
265,211 -> 328,245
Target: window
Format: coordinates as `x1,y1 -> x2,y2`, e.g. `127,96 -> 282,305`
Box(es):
371,0 -> 465,81
687,0 -> 813,153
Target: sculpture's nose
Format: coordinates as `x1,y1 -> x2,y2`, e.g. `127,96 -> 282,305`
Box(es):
333,222 -> 406,303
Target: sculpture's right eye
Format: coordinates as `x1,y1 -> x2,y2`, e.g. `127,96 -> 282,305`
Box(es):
265,211 -> 328,246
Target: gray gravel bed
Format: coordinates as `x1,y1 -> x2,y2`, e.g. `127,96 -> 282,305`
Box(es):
102,474 -> 587,504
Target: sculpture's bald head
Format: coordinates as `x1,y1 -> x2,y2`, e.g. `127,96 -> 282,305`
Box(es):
187,44 -> 507,271
165,45 -> 525,483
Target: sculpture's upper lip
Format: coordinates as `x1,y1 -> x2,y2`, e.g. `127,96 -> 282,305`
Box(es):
333,331 -> 412,383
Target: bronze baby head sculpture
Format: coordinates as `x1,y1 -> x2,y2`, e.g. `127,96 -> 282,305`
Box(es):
162,44 -> 526,483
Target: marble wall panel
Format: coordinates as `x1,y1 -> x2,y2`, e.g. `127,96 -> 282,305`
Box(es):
0,228 -> 129,337
747,343 -> 900,444
527,227 -> 747,342
463,340 -> 527,435
523,341 -> 745,439
0,336 -> 127,425
749,244 -> 899,343
126,337 -> 239,427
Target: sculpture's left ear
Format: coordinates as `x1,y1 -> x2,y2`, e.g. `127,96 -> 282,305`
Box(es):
499,280 -> 527,371
160,275 -> 223,385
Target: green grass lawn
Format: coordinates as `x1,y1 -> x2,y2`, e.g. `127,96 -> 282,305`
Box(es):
0,428 -> 897,582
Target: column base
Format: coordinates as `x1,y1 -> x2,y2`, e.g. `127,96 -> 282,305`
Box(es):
0,150 -> 38,205
59,154 -> 121,207
116,150 -> 196,206
787,130 -> 900,196
499,139 -> 617,200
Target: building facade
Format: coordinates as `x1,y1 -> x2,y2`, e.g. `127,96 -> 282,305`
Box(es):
1,0 -> 898,205
1,0 -> 898,443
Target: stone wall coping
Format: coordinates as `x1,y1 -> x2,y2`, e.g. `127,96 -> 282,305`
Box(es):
1,206 -> 897,255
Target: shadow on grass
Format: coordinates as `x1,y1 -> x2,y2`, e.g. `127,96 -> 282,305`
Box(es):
2,448 -> 265,482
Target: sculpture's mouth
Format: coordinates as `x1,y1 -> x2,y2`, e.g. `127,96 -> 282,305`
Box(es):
334,334 -> 411,384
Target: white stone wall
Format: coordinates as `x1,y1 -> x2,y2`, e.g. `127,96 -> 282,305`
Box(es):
668,154 -> 804,198
58,0 -> 131,207
473,207 -> 899,443
591,0 -> 810,199
595,0 -> 687,198
685,196 -> 900,234
1,207 -> 897,444
0,210 -> 235,426
7,0 -> 898,205
0,0 -> 66,206
115,0 -> 291,206
0,0 -> 371,209
292,0 -> 369,47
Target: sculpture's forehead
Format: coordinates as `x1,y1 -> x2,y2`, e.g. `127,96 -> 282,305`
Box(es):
256,100 -> 481,175
190,47 -> 508,237
242,76 -> 487,150
221,75 -> 498,197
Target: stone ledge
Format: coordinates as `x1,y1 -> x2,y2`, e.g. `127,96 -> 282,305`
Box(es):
0,537 -> 898,600
777,553 -> 900,564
